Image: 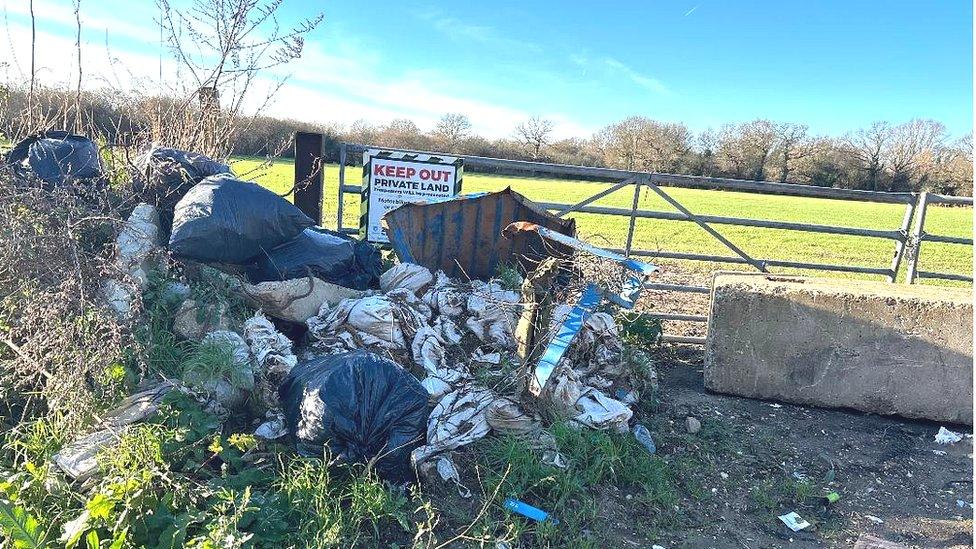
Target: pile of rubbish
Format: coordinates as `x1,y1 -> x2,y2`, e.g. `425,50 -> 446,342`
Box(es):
13,137 -> 660,489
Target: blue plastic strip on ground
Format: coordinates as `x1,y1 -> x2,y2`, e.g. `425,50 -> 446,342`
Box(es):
529,283 -> 603,396
388,226 -> 415,264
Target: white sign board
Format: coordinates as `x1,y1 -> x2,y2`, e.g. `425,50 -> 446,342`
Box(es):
361,149 -> 462,243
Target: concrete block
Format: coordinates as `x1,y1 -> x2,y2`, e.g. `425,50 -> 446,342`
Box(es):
704,273 -> 973,425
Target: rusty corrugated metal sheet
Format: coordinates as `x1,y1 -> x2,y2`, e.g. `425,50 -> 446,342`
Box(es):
382,187 -> 576,280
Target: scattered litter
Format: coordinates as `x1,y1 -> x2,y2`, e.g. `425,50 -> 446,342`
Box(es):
244,277 -> 365,323
633,424 -> 656,455
542,450 -> 567,468
932,449 -> 947,456
934,426 -> 964,445
169,175 -> 314,264
243,312 -> 297,376
865,515 -> 884,524
822,492 -> 841,505
616,388 -> 639,406
504,498 -> 559,525
685,416 -> 702,434
778,511 -> 810,532
529,283 -> 601,395
957,499 -> 973,509
279,350 -> 429,481
382,188 -> 577,280
768,403 -> 782,408
247,227 -> 382,289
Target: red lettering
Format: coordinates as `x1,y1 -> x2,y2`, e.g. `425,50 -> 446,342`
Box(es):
384,166 -> 395,177
419,168 -> 431,180
406,168 -> 416,178
373,164 -> 384,176
395,166 -> 406,178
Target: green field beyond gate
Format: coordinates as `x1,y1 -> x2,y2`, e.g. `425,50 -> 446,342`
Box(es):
232,157 -> 973,284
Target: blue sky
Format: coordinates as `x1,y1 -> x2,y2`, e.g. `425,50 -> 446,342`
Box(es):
2,0 -> 972,139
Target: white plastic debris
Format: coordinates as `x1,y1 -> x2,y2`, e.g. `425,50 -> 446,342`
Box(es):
255,414 -> 288,440
244,277 -> 364,323
243,312 -> 298,377
865,515 -> 884,524
412,387 -> 494,464
935,426 -> 965,445
435,455 -> 471,498
573,388 -> 633,432
778,511 -> 811,532
53,382 -> 174,479
421,376 -> 453,401
380,263 -> 433,294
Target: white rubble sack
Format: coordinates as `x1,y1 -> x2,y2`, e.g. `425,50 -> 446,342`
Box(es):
243,312 -> 298,377
380,263 -> 433,294
103,203 -> 162,318
422,271 -> 466,317
255,413 -> 288,440
465,280 -> 520,347
306,288 -> 431,350
244,277 -> 365,323
411,387 -> 494,464
53,381 -> 175,479
412,326 -> 467,384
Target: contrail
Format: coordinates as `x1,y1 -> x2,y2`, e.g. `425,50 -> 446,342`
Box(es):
684,5 -> 699,16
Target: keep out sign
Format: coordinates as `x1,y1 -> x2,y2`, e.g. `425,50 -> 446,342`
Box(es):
362,150 -> 462,243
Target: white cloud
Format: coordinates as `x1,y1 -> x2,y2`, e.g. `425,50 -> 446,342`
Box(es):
418,10 -> 542,54
603,58 -> 669,95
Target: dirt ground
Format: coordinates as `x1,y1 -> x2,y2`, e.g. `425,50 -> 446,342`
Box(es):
641,344 -> 974,548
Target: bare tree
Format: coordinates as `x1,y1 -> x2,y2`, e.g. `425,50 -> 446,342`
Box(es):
434,113 -> 471,152
844,121 -> 891,191
153,0 -> 324,157
773,123 -> 809,182
515,115 -> 554,160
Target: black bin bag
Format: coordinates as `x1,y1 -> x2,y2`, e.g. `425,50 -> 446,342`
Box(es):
279,351 -> 430,481
246,227 -> 383,290
169,175 -> 314,264
6,131 -> 103,186
132,146 -> 231,207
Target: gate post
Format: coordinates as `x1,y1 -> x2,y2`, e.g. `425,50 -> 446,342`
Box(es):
294,131 -> 324,224
904,192 -> 929,284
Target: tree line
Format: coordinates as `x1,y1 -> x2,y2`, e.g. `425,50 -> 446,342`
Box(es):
1,86 -> 971,196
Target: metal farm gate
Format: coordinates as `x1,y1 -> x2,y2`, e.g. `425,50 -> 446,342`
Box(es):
293,135 -> 974,344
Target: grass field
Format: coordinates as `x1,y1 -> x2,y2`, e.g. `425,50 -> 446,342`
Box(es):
231,157 -> 973,285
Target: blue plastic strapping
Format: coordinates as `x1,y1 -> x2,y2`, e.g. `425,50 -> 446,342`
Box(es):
529,283 -> 603,396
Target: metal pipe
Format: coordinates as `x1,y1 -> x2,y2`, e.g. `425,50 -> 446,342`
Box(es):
536,202 -> 905,240
660,334 -> 707,345
920,234 -> 974,245
643,312 -> 708,322
614,248 -> 893,276
916,270 -> 974,282
554,177 -> 635,217
644,282 -> 711,294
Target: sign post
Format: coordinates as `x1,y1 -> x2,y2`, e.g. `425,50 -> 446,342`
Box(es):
361,149 -> 463,244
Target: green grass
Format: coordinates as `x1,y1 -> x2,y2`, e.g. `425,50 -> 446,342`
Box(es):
230,156 -> 972,284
